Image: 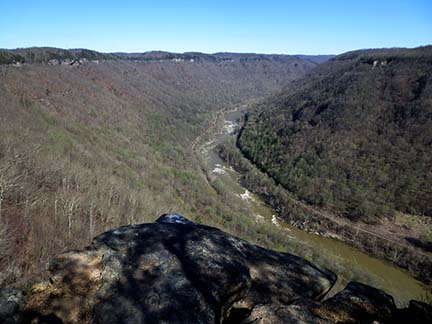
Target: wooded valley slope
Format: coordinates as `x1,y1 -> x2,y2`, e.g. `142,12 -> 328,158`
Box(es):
239,46 -> 432,222
0,47 -> 319,286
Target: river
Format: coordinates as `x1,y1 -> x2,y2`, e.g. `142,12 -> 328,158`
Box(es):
202,110 -> 430,306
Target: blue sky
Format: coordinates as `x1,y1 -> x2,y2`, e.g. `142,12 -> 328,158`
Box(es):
1,0 -> 431,54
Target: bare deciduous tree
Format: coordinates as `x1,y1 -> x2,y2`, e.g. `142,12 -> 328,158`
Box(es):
58,190 -> 81,236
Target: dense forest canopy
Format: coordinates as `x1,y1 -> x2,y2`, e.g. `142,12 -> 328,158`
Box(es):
238,46 -> 432,223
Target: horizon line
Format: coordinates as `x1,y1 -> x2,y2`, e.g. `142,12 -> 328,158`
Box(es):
1,44 -> 431,57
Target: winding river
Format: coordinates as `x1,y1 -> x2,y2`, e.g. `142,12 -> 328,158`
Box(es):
204,110 -> 430,306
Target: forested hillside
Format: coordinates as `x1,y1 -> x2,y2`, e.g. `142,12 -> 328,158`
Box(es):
239,46 -> 432,223
0,47 -> 318,286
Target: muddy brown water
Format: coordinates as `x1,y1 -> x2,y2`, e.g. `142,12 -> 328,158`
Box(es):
204,110 -> 430,306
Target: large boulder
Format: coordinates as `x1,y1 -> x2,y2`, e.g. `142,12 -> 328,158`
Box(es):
243,282 -> 432,324
396,300 -> 432,324
315,281 -> 397,324
24,214 -> 336,323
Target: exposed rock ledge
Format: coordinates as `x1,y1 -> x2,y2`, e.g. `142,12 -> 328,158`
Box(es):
2,214 -> 431,323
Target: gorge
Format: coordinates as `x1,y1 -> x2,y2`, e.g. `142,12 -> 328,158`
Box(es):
0,46 -> 431,323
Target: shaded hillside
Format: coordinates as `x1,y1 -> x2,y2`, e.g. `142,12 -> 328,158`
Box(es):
0,48 -> 318,286
238,46 -> 432,223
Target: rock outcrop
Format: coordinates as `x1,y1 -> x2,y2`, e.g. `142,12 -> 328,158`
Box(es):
0,288 -> 24,324
243,281 -> 397,324
20,214 -> 432,323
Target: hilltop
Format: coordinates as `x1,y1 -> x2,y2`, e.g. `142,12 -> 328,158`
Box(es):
0,47 -> 335,65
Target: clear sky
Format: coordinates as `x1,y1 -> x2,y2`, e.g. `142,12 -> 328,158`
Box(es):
0,0 -> 431,55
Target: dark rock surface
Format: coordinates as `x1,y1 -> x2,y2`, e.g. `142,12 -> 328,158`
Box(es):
319,281 -> 396,323
0,288 -> 24,324
396,300 -> 432,324
21,214 -> 432,323
90,216 -> 336,323
155,213 -> 195,225
242,282 -> 432,324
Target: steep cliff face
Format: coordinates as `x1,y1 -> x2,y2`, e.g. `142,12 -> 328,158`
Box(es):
3,214 -> 429,324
